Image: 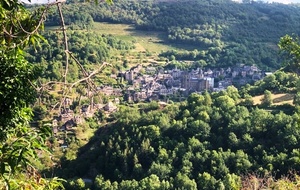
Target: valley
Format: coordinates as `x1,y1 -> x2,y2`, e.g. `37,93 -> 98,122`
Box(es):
4,0 -> 300,189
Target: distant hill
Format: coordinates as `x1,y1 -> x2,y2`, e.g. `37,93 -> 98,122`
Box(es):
43,0 -> 300,70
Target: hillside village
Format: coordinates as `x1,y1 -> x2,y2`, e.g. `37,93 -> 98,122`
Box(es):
119,62 -> 265,102
52,62 -> 268,148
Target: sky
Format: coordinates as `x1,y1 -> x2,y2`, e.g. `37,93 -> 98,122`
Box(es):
23,0 -> 300,4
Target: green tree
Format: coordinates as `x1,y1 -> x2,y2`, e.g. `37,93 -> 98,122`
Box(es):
223,173 -> 241,190
226,86 -> 240,103
293,92 -> 300,106
173,172 -> 197,190
139,174 -> 163,190
66,178 -> 88,190
263,74 -> 278,90
197,172 -> 217,190
261,90 -> 273,107
240,94 -> 254,107
215,95 -> 236,111
119,179 -> 139,189
148,163 -> 171,180
279,35 -> 300,75
94,175 -> 118,190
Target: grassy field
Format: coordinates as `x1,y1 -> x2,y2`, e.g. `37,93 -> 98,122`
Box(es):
252,93 -> 294,105
46,22 -> 202,56
93,22 -> 199,54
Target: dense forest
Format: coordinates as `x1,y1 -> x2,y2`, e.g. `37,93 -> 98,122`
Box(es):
54,82 -> 300,189
43,0 -> 300,70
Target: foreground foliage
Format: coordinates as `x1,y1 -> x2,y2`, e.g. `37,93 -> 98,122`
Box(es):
0,0 -> 62,189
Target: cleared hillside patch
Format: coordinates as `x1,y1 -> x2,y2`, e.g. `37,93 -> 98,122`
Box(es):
93,22 -> 200,53
252,93 -> 294,105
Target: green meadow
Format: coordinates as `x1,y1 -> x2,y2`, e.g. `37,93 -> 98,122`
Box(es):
93,22 -> 199,53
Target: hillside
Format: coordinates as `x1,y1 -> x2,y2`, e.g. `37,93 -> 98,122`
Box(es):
7,0 -> 300,189
43,0 -> 300,70
52,87 -> 300,189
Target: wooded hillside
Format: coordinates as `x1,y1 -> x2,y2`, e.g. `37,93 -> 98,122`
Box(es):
54,86 -> 300,189
43,0 -> 300,70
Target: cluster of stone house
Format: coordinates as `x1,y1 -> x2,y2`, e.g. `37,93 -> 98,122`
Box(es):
52,97 -> 118,148
123,64 -> 143,83
97,86 -> 122,97
121,63 -> 264,102
53,63 -> 263,131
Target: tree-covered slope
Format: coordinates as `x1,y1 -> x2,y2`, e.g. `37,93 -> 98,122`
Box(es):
54,84 -> 300,189
44,0 -> 300,69
26,30 -> 134,82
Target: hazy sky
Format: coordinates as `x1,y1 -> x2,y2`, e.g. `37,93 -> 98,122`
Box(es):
24,0 -> 300,4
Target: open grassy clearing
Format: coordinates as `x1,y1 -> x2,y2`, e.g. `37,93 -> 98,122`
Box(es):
93,22 -> 199,53
46,22 -> 202,56
252,93 -> 294,105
